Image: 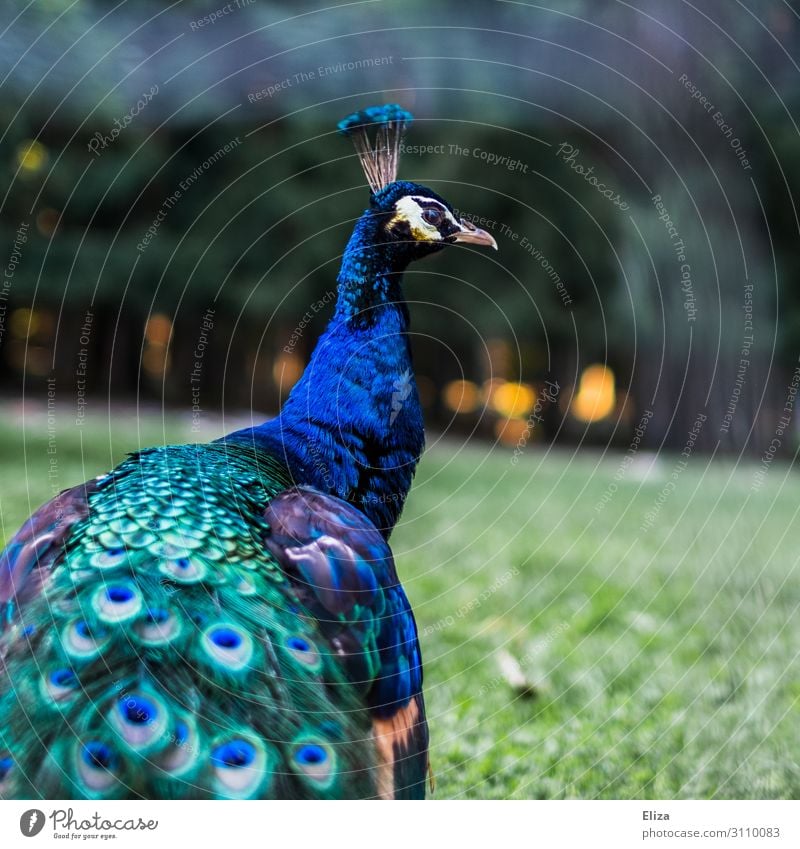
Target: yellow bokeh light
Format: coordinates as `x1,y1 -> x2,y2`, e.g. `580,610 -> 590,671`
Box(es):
442,380 -> 480,414
571,364 -> 616,423
491,381 -> 536,419
10,308 -> 37,339
494,417 -> 532,445
142,345 -> 170,376
481,378 -> 506,406
16,140 -> 48,174
145,314 -> 173,346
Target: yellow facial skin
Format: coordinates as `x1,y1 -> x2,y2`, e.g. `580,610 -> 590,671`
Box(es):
389,195 -> 459,242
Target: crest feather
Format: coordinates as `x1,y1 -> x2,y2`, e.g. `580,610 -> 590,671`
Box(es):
337,104 -> 413,193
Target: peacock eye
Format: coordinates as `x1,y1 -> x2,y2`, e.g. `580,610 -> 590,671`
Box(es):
421,207 -> 443,226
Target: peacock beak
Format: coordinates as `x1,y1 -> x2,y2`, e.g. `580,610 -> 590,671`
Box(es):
451,218 -> 498,250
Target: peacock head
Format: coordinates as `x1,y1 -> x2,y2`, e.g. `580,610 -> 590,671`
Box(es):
369,180 -> 497,261
338,105 -> 497,266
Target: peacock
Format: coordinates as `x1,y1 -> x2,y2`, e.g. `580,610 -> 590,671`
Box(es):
0,105 -> 497,800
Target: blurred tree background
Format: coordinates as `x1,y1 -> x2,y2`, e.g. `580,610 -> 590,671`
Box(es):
1,0 -> 798,455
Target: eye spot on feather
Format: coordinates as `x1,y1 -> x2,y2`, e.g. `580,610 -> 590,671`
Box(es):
0,755 -> 13,782
50,669 -> 75,687
110,692 -> 168,753
93,582 -> 142,623
50,668 -> 76,687
202,624 -> 253,671
287,635 -> 310,652
133,607 -> 181,646
284,634 -> 322,671
62,619 -> 110,660
82,741 -> 114,770
120,695 -> 156,724
210,627 -> 242,649
89,547 -> 128,569
296,744 -> 327,765
290,737 -> 336,789
43,666 -> 79,703
159,716 -> 200,776
159,556 -> 207,584
212,739 -> 255,768
210,735 -> 272,799
77,740 -> 118,795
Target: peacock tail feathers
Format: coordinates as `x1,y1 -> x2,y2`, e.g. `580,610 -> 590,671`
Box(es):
0,443 -> 405,799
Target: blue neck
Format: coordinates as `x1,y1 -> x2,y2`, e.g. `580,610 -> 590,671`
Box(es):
226,210 -> 424,536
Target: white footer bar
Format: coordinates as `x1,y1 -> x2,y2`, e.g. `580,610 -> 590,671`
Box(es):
1,799 -> 797,848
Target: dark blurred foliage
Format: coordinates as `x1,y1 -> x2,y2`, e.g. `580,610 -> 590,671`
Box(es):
1,0 -> 799,452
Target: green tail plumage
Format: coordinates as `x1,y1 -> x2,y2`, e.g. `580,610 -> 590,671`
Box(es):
0,443 -> 379,799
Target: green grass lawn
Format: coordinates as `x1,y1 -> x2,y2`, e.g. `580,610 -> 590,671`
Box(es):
1,406 -> 798,799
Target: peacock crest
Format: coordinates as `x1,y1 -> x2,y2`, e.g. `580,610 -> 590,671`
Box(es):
337,103 -> 413,193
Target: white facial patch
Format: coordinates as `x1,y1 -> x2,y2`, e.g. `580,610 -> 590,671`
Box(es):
391,195 -> 460,241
